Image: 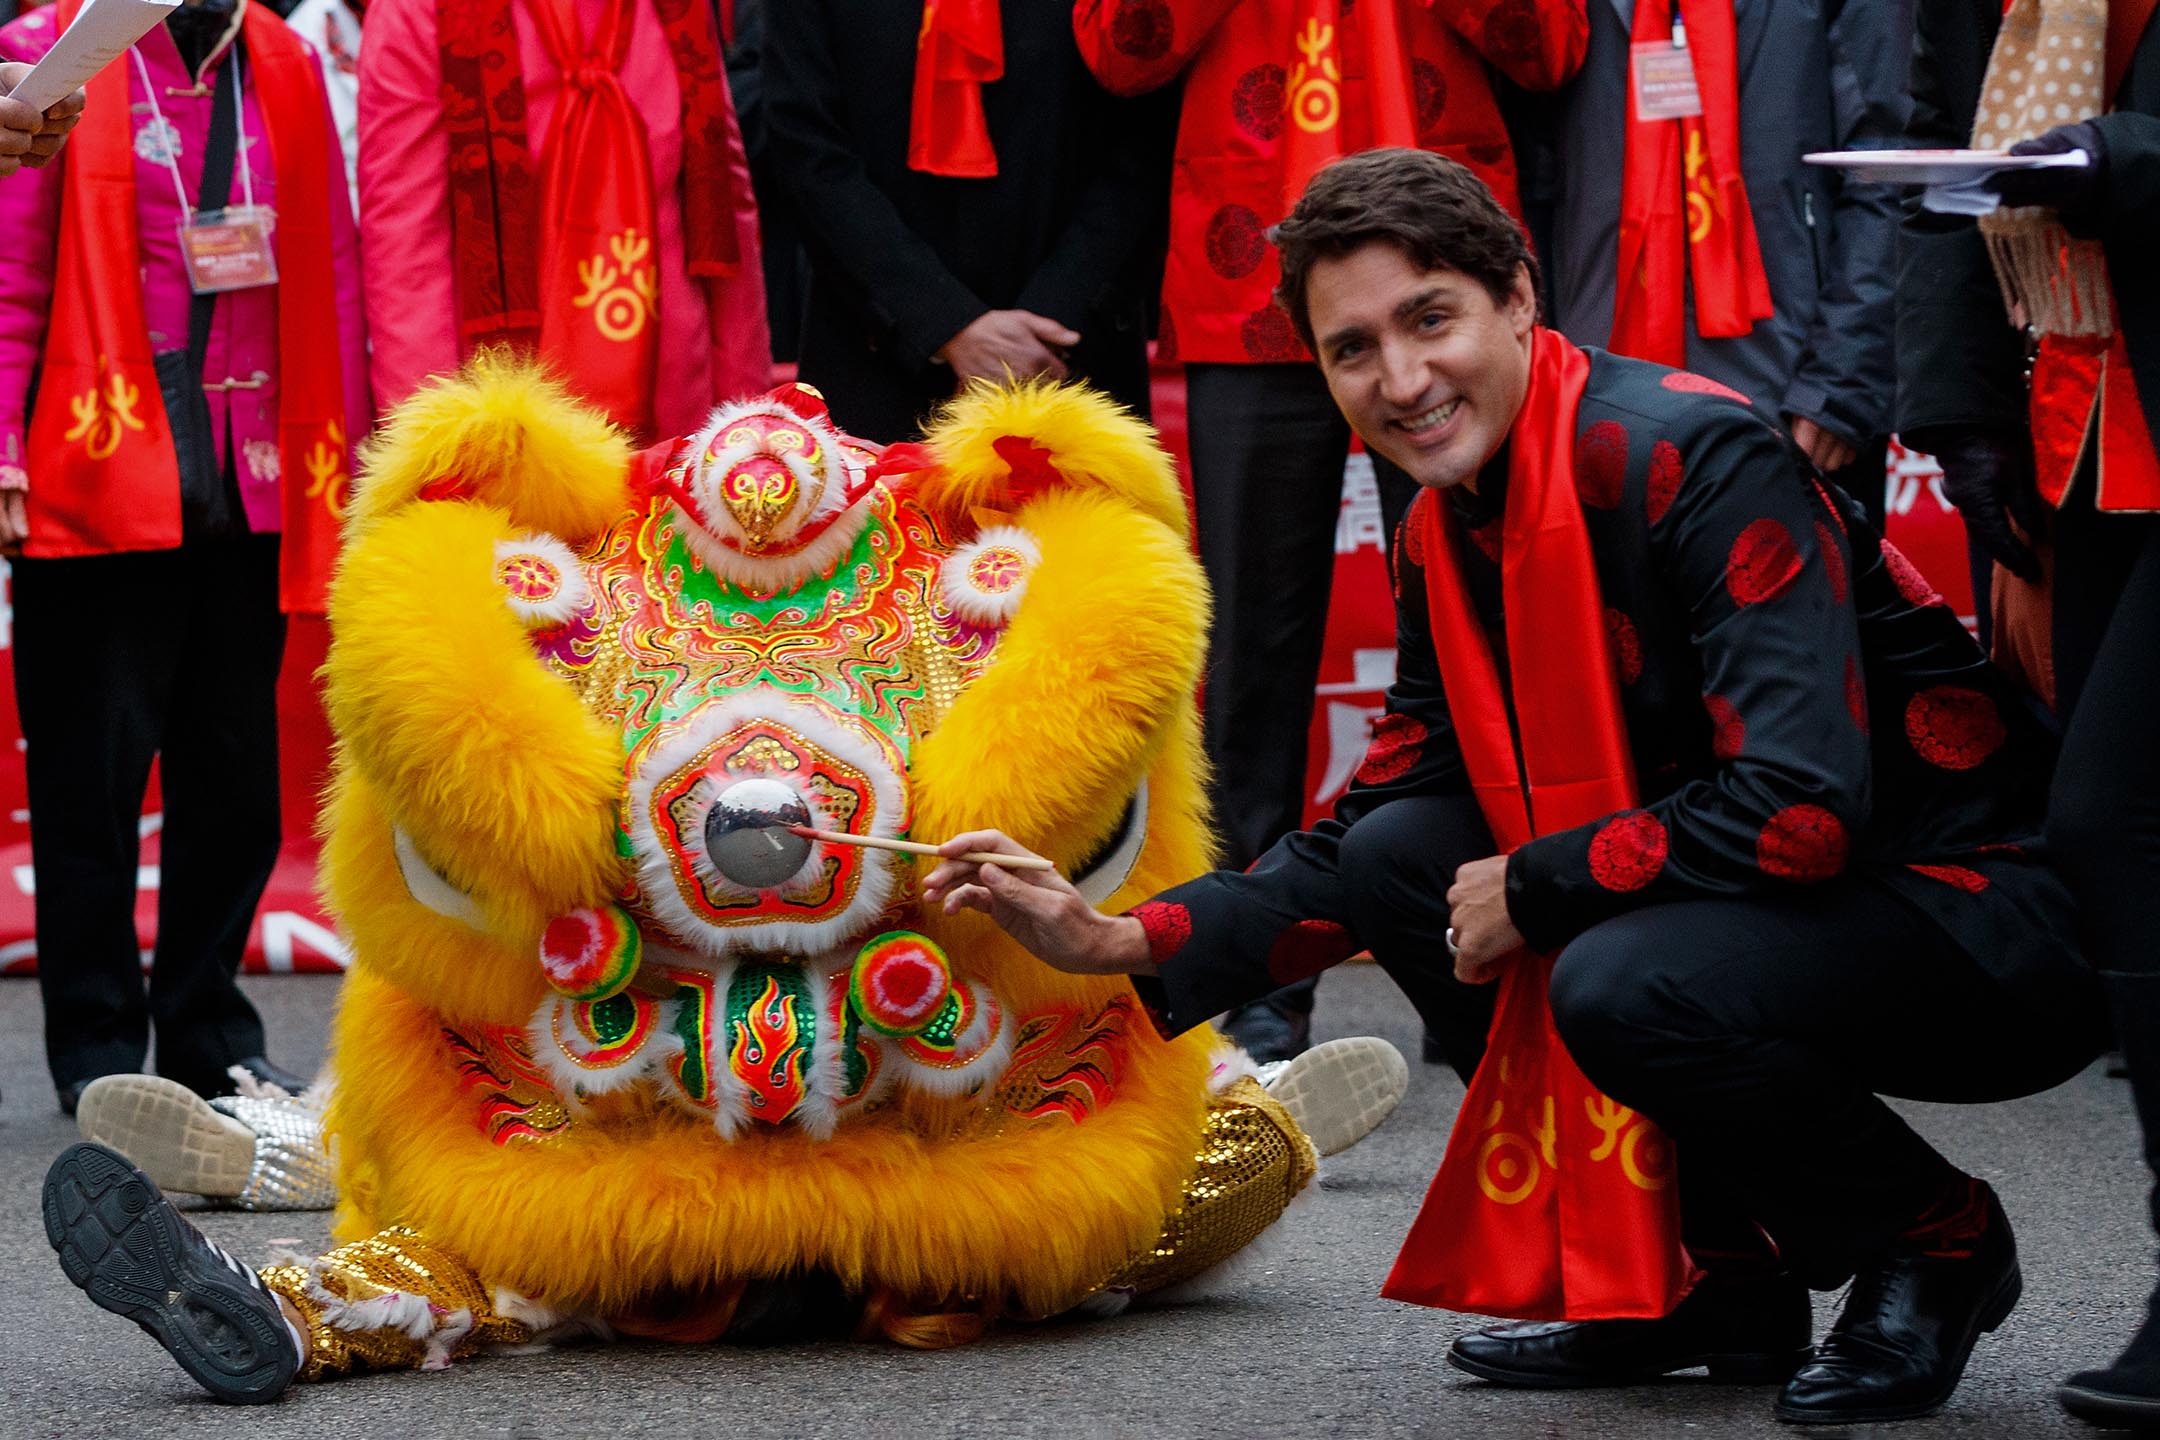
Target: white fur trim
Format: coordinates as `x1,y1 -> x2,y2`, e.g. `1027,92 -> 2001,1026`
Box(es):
1206,1044 -> 1265,1094
1071,777 -> 1150,909
393,826 -> 485,930
794,950 -> 854,1141
672,493 -> 875,594
892,982 -> 1011,1098
492,533 -> 592,628
651,957 -> 749,1141
624,693 -> 907,959
938,526 -> 1039,627
490,1287 -> 616,1346
528,992 -> 663,1103
671,399 -> 874,591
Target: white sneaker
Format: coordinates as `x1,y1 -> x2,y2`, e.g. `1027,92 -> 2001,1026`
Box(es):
75,1073 -> 335,1212
1263,1035 -> 1409,1157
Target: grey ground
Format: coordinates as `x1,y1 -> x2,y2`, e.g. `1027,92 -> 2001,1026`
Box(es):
0,964 -> 2148,1439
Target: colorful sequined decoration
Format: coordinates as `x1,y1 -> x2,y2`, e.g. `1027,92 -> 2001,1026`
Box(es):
553,988 -> 658,1069
897,982 -> 1001,1070
984,998 -> 1133,1125
849,930 -> 953,1037
664,968 -> 720,1109
726,963 -> 816,1124
538,901 -> 642,1002
444,1025 -> 573,1145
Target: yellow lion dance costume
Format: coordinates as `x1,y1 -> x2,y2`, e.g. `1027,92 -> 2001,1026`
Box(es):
259,361 -> 1314,1375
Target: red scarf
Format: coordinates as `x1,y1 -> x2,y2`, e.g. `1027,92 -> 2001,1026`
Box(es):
1380,328 -> 1693,1320
436,0 -> 742,429
1611,1 -> 1772,367
27,0 -> 350,614
527,0 -> 658,434
1278,0 -> 1421,211
2023,0 -> 2160,512
910,0 -> 1002,177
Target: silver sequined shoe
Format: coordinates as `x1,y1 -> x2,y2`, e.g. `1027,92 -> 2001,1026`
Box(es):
75,1072 -> 335,1212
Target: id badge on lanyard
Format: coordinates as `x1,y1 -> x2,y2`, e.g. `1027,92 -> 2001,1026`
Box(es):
1631,7 -> 1705,121
179,205 -> 279,294
133,46 -> 280,296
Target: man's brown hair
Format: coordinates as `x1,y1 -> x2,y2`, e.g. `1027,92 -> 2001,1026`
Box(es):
1270,147 -> 1538,352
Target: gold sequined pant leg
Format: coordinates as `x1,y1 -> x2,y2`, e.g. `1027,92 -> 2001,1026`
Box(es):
1105,1076 -> 1320,1295
260,1227 -> 534,1382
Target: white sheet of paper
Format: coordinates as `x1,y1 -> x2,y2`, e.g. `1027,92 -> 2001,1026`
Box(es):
9,0 -> 180,114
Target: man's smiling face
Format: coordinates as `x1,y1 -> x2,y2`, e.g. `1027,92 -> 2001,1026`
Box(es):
1306,243 -> 1536,493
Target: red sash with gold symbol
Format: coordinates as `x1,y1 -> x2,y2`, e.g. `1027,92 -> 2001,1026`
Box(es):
1610,0 -> 1772,367
1278,0 -> 1420,212
1380,329 -> 1693,1320
28,0 -> 351,613
528,0 -> 660,437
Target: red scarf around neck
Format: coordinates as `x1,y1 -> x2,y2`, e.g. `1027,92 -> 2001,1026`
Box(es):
1611,1 -> 1771,367
1380,328 -> 1693,1320
436,0 -> 742,431
28,0 -> 350,613
1278,0 -> 1422,212
910,0 -> 1003,177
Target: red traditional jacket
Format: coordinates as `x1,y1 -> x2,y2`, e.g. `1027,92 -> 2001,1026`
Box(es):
1073,0 -> 1586,365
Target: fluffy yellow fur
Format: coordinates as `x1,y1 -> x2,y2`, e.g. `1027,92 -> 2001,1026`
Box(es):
917,378 -> 1189,536
347,352 -> 634,543
322,363 -> 1238,1319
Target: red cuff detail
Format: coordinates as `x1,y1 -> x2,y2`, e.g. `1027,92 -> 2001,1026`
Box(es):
1126,900 -> 1193,968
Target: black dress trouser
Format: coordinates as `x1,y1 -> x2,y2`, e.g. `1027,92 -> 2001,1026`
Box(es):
2046,488 -> 2160,1233
1185,362 -> 1418,1018
14,534 -> 284,1093
1339,793 -> 2101,1287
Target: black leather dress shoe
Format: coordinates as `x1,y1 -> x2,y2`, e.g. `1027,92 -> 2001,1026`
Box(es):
1775,1183 -> 2020,1425
229,1056 -> 310,1095
1447,1272 -> 1811,1389
2060,1282 -> 2160,1428
57,1079 -> 91,1117
167,1056 -> 312,1100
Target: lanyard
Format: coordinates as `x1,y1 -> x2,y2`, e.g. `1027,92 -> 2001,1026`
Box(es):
129,44 -> 255,216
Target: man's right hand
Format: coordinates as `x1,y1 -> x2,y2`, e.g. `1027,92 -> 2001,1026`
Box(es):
936,310 -> 1081,389
922,829 -> 1156,977
1923,425 -> 2047,582
0,62 -> 87,179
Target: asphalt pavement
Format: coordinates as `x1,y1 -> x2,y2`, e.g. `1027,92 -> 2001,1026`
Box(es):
0,964 -> 2150,1439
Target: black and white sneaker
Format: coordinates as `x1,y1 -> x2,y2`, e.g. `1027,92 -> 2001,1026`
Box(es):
43,1142 -> 303,1404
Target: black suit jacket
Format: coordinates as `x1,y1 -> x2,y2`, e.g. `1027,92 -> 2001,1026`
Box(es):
1137,350 -> 2083,1035
763,0 -> 1176,443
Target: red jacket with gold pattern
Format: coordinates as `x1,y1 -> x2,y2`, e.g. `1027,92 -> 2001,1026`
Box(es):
1072,0 -> 1586,365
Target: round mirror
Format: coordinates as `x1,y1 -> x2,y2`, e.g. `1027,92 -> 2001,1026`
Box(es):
703,777 -> 815,889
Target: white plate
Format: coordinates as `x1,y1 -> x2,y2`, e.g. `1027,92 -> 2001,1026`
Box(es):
1802,148 -> 2090,183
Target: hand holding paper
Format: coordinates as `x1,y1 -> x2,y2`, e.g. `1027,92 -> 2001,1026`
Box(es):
0,61 -> 85,179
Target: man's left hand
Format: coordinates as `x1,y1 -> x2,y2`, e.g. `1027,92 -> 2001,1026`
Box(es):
1788,415 -> 1858,473
1447,854 -> 1525,985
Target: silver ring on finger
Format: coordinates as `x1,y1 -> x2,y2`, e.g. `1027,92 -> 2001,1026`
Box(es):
1445,926 -> 1460,958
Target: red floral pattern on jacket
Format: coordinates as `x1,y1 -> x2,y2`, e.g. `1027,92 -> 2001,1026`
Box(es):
1072,0 -> 1586,364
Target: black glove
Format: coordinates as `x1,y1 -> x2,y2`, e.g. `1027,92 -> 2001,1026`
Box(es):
1989,120 -> 2111,217
1920,425 -> 2047,582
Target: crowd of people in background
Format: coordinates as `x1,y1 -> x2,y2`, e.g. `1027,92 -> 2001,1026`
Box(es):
5,0 -> 2160,1428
